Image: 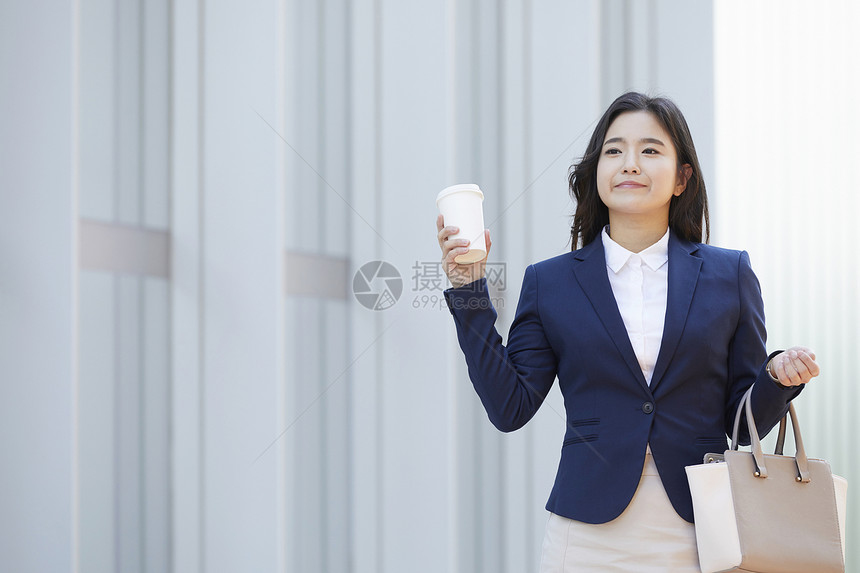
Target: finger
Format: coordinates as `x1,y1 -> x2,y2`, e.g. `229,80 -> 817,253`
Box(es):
790,355 -> 811,381
797,351 -> 820,377
775,358 -> 794,387
438,225 -> 460,245
784,356 -> 803,386
436,213 -> 443,232
791,345 -> 816,361
453,246 -> 473,266
485,229 -> 491,255
443,238 -> 470,260
446,245 -> 471,266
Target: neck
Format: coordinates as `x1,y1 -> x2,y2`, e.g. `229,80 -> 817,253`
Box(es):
607,215 -> 669,253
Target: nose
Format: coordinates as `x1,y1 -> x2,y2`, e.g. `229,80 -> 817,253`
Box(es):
622,157 -> 640,175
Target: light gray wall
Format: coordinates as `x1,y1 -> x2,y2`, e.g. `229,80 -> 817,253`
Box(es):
0,2 -> 76,572
0,1 -> 716,572
172,1 -> 285,572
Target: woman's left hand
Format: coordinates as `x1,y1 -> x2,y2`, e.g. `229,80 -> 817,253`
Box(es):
768,346 -> 820,387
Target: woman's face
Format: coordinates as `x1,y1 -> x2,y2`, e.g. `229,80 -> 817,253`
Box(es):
596,110 -> 689,224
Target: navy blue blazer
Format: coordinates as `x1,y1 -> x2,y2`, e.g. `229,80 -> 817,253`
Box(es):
443,231 -> 802,523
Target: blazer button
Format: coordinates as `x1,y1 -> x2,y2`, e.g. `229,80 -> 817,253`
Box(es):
642,402 -> 654,414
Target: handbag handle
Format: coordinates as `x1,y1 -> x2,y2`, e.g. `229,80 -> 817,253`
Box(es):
730,386 -> 811,482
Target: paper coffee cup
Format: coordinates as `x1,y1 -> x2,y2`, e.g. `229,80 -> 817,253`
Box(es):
436,183 -> 487,264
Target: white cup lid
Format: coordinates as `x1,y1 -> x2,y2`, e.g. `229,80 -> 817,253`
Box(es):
436,183 -> 483,205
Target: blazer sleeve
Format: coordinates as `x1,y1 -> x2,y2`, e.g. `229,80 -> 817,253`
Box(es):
443,265 -> 559,432
725,250 -> 803,444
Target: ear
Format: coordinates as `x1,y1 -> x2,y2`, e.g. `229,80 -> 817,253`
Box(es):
675,164 -> 693,196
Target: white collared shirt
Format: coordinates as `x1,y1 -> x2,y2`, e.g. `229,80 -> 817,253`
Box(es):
601,226 -> 670,386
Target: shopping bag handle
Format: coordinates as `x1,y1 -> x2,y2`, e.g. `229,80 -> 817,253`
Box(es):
730,386 -> 811,482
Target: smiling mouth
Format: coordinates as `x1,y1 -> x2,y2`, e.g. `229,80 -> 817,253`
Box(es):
615,181 -> 647,188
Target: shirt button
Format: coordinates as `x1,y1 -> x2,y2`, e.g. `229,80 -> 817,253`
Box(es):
642,402 -> 654,414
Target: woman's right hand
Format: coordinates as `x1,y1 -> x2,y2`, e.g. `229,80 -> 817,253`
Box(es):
436,213 -> 492,289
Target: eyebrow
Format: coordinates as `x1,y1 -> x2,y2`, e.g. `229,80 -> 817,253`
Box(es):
603,137 -> 666,146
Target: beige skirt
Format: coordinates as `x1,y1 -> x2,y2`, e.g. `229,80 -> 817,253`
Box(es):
538,453 -> 700,572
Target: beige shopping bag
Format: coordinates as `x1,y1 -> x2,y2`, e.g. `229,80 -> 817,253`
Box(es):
685,386 -> 847,573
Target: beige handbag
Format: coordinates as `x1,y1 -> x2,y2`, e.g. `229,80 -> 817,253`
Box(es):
685,386 -> 848,573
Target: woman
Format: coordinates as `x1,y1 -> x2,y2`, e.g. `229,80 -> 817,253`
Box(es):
435,92 -> 820,572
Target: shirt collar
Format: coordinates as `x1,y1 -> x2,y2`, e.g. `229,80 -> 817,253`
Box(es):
601,225 -> 670,273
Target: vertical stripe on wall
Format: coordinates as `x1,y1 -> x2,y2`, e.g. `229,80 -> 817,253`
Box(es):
77,0 -> 172,571
170,0 -> 204,569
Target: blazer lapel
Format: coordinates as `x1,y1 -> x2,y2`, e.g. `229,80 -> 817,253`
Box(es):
649,233 -> 702,391
572,239 -> 650,393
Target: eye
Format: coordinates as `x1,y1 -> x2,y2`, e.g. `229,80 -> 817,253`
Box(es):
642,148 -> 659,155
604,148 -> 621,155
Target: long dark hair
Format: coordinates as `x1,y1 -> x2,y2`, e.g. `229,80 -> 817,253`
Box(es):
568,92 -> 709,249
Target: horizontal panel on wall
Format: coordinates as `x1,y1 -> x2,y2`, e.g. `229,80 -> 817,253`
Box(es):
285,250 -> 349,299
79,219 -> 170,277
